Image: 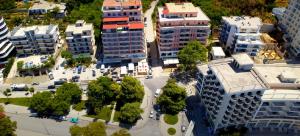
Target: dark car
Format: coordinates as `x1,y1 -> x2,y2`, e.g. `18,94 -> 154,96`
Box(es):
92,70 -> 96,77
156,113 -> 160,120
48,85 -> 55,89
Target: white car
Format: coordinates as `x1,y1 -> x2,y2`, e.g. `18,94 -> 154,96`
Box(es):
149,110 -> 154,118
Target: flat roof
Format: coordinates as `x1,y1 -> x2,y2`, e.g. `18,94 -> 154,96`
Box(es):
253,64 -> 300,85
30,1 -> 66,12
222,16 -> 262,29
165,3 -> 198,13
262,89 -> 300,101
103,0 -> 141,7
232,53 -> 254,66
65,20 -> 93,34
211,47 -> 225,57
158,5 -> 210,22
11,25 -> 58,37
209,59 -> 265,93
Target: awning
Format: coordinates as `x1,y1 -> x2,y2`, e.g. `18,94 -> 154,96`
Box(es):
128,63 -> 134,71
120,66 -> 127,75
163,58 -> 179,65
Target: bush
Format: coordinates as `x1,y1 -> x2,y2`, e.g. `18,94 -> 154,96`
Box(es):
164,114 -> 178,125
167,128 -> 176,135
2,57 -> 15,78
73,101 -> 86,111
17,61 -> 24,71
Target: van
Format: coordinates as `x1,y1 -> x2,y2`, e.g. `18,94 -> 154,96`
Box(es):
155,89 -> 161,97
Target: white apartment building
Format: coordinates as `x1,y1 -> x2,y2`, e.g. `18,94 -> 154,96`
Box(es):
0,17 -> 15,65
247,64 -> 300,133
65,20 -> 95,56
29,0 -> 67,18
196,53 -> 266,132
280,0 -> 300,57
220,16 -> 264,56
196,53 -> 300,133
156,3 -> 210,63
10,25 -> 59,56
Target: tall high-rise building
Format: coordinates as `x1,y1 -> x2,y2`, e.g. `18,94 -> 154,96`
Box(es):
219,16 -> 264,56
101,0 -> 146,63
0,17 -> 15,65
65,20 -> 95,56
10,25 -> 59,57
280,0 -> 300,58
196,53 -> 300,133
156,3 -> 210,65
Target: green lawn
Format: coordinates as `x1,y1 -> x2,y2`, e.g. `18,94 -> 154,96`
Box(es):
168,128 -> 176,135
85,106 -> 112,121
0,98 -> 31,107
164,114 -> 178,125
113,111 -> 121,122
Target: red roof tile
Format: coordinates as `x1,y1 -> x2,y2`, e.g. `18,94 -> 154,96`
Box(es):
103,17 -> 129,22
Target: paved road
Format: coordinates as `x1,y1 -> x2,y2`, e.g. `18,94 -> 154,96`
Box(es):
143,76 -> 169,93
7,113 -> 90,136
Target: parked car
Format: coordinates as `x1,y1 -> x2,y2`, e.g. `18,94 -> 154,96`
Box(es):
92,70 -> 96,77
77,66 -> 82,74
32,82 -> 39,85
82,66 -> 86,72
48,72 -> 54,80
48,85 -> 55,89
181,125 -> 187,132
149,110 -> 154,118
156,113 -> 160,120
73,68 -> 76,73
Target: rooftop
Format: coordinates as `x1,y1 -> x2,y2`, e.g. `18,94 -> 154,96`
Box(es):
165,3 -> 198,13
222,16 -> 262,29
211,47 -> 225,57
103,0 -> 141,7
158,3 -> 210,22
210,60 -> 265,93
232,53 -> 254,66
253,64 -> 300,89
30,0 -> 66,13
10,25 -> 58,37
262,89 -> 300,101
65,20 -> 93,34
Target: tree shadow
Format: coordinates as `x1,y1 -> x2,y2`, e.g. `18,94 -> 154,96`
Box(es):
170,69 -> 196,85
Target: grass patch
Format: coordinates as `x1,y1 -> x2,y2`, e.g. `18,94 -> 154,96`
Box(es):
85,106 -> 112,121
113,111 -> 121,122
168,128 -> 176,135
0,98 -> 31,107
164,114 -> 178,125
73,101 -> 86,111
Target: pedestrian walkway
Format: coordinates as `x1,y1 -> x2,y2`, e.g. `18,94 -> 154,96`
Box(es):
160,113 -> 183,136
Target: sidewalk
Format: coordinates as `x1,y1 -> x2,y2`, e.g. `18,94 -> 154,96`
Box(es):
160,113 -> 184,136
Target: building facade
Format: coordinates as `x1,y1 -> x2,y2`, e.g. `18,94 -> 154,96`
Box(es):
10,25 -> 59,56
66,20 -> 95,56
280,0 -> 300,57
196,53 -> 266,132
219,16 -> 264,56
196,54 -> 300,133
0,17 -> 15,65
101,0 -> 146,63
156,3 -> 210,62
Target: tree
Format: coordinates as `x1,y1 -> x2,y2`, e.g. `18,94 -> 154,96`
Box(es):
17,61 -> 24,71
56,83 -> 82,104
119,102 -> 143,124
69,122 -> 107,136
118,76 -> 144,106
61,50 -> 73,59
29,87 -> 35,95
111,129 -> 131,136
29,92 -> 53,116
50,98 -> 70,116
0,0 -> 16,10
86,77 -> 119,114
0,115 -> 17,136
157,79 -> 187,114
178,41 -> 208,71
3,89 -> 11,104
